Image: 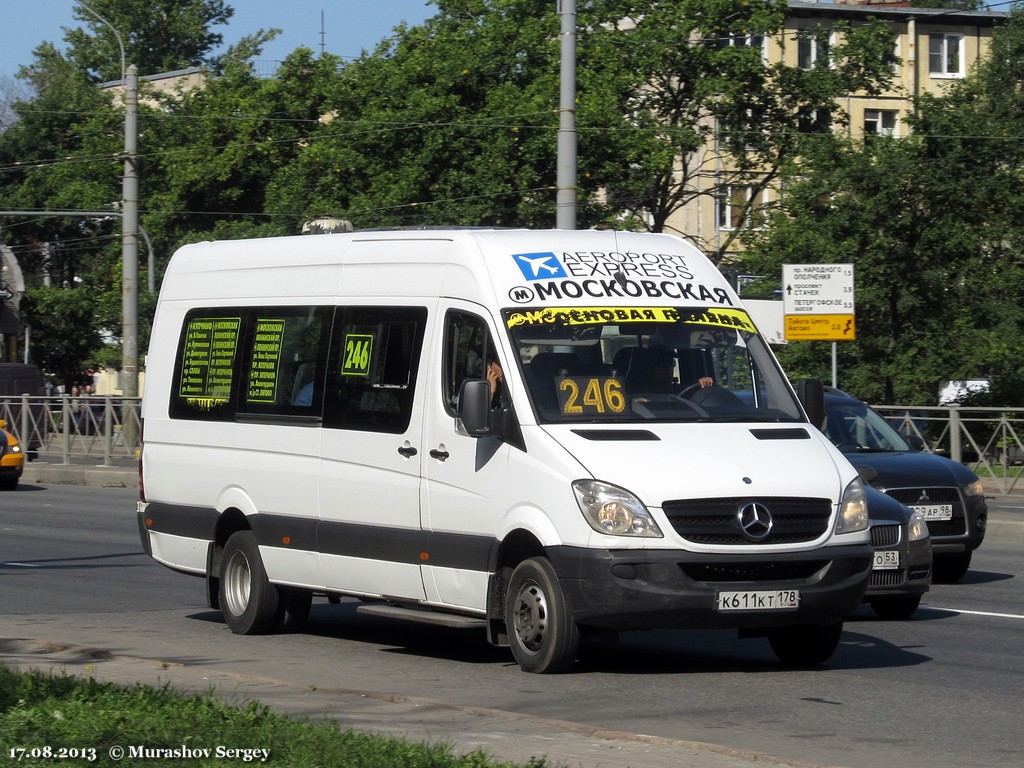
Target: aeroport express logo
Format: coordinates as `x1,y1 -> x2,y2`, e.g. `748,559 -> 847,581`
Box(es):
512,252 -> 568,281
506,248 -> 731,306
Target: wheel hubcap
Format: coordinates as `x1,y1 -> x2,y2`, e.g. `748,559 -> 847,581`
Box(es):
223,550 -> 251,617
512,580 -> 548,653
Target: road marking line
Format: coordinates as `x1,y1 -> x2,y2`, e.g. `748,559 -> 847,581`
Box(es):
923,606 -> 1024,620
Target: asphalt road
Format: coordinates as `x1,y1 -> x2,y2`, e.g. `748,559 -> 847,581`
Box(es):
2,484 -> 1022,768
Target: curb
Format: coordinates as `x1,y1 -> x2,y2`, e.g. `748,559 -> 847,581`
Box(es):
0,637 -> 824,768
21,462 -> 138,489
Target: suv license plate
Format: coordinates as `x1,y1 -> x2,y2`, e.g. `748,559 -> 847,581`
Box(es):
873,550 -> 900,570
716,590 -> 800,612
910,503 -> 953,521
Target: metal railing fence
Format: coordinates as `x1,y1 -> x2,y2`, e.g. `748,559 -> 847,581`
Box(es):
0,395 -> 142,466
2,396 -> 1022,492
873,405 -> 1024,494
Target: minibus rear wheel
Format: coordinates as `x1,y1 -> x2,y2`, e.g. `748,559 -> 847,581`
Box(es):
505,557 -> 580,673
219,530 -> 282,634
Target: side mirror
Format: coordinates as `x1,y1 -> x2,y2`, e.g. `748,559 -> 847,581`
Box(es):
457,379 -> 492,437
796,378 -> 826,430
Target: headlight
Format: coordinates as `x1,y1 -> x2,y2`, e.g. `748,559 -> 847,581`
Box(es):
835,477 -> 869,534
908,509 -> 930,542
963,478 -> 984,498
10,445 -> 21,453
573,480 -> 663,538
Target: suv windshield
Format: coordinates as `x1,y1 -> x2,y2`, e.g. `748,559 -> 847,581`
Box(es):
824,397 -> 911,452
503,305 -> 803,424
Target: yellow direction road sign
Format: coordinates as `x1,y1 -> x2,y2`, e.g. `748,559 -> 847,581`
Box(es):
784,314 -> 856,340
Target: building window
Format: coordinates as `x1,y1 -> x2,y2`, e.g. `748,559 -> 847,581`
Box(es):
798,30 -> 831,70
929,33 -> 964,77
798,106 -> 832,134
718,33 -> 766,63
864,109 -> 897,137
716,185 -> 764,231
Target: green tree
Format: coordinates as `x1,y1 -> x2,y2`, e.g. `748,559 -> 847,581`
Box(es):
742,10 -> 1024,405
265,1 -> 571,229
265,0 -> 896,248
19,286 -> 103,386
580,0 -> 897,258
64,0 -> 234,81
0,1 -> 257,377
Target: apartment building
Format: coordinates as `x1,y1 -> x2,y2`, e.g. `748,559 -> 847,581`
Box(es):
670,0 -> 1009,262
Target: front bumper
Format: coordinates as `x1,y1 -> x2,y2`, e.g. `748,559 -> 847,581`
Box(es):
547,543 -> 873,631
0,460 -> 24,479
864,525 -> 932,600
884,488 -> 987,554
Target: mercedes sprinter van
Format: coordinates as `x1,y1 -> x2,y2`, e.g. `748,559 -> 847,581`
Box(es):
138,228 -> 871,673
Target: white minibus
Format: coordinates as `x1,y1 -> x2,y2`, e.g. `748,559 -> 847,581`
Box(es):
138,228 -> 872,673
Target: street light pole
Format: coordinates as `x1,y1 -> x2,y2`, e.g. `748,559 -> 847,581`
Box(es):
556,0 -> 577,230
79,1 -> 138,398
122,64 -> 139,398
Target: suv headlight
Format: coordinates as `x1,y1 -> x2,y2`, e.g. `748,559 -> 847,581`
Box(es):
908,509 -> 930,542
835,477 -> 869,534
573,480 -> 663,538
963,478 -> 984,498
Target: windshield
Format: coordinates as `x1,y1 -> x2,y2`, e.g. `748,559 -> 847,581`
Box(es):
503,306 -> 804,424
824,398 -> 911,452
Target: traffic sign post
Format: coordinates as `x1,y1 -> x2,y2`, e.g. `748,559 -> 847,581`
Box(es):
782,264 -> 856,389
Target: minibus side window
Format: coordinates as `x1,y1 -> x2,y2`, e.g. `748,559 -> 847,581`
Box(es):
237,307 -> 331,417
323,306 -> 426,434
169,310 -> 245,421
442,311 -> 495,415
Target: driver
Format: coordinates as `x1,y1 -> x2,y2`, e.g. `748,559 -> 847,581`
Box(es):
643,345 -> 679,395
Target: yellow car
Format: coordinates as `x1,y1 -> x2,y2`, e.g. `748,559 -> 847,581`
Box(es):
0,419 -> 24,491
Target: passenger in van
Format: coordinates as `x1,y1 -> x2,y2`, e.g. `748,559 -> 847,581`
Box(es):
293,381 -> 314,406
486,356 -> 504,407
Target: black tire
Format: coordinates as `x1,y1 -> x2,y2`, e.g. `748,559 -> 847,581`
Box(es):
933,551 -> 972,583
505,557 -> 580,673
869,595 -> 921,620
769,622 -> 843,666
0,476 -> 17,491
277,589 -> 313,632
219,530 -> 283,634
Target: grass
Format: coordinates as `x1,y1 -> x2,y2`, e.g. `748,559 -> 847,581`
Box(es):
973,464 -> 1024,480
0,665 -> 550,768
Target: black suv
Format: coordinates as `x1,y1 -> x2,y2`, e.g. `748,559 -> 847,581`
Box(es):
823,389 -> 987,582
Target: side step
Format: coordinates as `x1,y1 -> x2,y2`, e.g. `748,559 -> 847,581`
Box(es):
356,604 -> 487,629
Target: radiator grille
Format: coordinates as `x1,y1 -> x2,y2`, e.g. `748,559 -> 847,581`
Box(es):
663,497 -> 832,545
871,523 -> 901,547
869,569 -> 907,587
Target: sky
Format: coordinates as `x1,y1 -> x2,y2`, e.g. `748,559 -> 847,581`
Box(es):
0,0 -> 436,83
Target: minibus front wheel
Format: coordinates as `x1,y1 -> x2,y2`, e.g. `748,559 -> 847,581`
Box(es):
219,530 -> 281,634
505,557 -> 580,673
